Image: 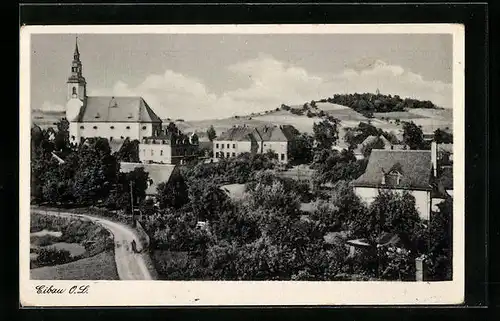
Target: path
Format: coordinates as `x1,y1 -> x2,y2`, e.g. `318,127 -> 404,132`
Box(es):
32,209 -> 152,280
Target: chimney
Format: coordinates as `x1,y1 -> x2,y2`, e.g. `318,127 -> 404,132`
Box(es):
431,141 -> 438,178
415,255 -> 427,281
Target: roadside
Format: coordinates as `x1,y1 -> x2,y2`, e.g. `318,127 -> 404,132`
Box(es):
31,208 -> 154,280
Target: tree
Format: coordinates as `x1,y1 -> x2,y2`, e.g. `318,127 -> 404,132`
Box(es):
106,167 -> 149,212
115,139 -> 140,162
72,138 -> 118,205
433,128 -> 453,144
402,121 -> 426,150
188,179 -> 231,222
288,133 -> 314,165
367,190 -> 421,241
54,118 -> 71,153
361,136 -> 386,158
426,197 -> 453,280
157,175 -> 189,209
313,118 -> 340,150
207,125 -> 217,142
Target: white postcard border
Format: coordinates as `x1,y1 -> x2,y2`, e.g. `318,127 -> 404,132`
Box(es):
19,24 -> 465,306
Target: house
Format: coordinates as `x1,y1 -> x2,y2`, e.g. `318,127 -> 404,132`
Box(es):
212,124 -> 295,163
213,125 -> 261,160
119,162 -> 181,197
353,135 -> 393,160
257,124 -> 296,163
352,149 -> 434,220
65,39 -> 163,144
139,134 -> 198,165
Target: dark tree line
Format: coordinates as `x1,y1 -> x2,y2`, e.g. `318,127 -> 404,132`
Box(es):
318,92 -> 439,116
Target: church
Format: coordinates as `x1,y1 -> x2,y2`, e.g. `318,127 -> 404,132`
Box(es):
65,39 -> 163,144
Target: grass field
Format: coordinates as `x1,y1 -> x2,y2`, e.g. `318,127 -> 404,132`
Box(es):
30,250 -> 118,280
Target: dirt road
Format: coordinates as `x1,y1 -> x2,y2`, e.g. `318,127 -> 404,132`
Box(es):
32,209 -> 153,280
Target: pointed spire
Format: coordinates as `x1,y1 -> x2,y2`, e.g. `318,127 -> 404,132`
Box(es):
73,36 -> 80,60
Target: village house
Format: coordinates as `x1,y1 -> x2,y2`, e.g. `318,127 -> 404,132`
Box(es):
139,133 -> 198,165
119,162 -> 182,198
212,124 -> 295,163
352,141 -> 452,221
353,135 -> 404,160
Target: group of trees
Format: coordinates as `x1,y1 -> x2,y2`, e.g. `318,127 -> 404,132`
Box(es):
318,93 -> 439,116
31,120 -> 149,212
143,169 -> 452,281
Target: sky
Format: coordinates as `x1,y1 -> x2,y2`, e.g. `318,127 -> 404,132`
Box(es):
30,33 -> 453,120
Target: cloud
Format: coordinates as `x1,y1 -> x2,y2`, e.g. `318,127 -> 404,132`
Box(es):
89,55 -> 453,121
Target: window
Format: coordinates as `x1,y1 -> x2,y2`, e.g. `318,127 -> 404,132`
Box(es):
121,136 -> 124,139
110,137 -> 113,142
227,144 -> 230,148
126,126 -> 130,130
160,150 -> 163,156
93,126 -> 98,129
281,154 -> 285,161
95,113 -> 100,119
221,144 -> 224,149
385,170 -> 402,185
126,136 -> 130,140
72,86 -> 77,94
215,152 -> 219,158
142,126 -> 147,130
216,143 -> 219,148
80,126 -> 84,129
226,152 -> 230,158
232,152 -> 235,157
233,144 -> 236,148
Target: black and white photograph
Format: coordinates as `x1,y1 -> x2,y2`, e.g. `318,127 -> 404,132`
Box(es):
20,24 -> 464,306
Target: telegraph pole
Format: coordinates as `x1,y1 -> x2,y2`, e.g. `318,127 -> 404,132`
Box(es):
129,180 -> 135,227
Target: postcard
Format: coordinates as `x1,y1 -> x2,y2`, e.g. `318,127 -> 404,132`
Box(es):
20,24 -> 464,306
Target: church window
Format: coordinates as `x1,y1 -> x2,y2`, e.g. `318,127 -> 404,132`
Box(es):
72,87 -> 77,95
93,126 -> 98,129
126,126 -> 130,129
110,126 -> 114,129
142,126 -> 147,130
80,126 -> 84,129
160,150 -> 163,156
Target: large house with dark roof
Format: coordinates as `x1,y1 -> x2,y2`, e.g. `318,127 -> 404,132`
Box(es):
65,39 -> 163,145
213,124 -> 296,163
352,144 -> 453,220
352,149 -> 434,220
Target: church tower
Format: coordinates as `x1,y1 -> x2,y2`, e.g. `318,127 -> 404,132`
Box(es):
66,37 -> 86,101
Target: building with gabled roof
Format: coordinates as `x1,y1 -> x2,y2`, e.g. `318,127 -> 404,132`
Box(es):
119,162 -> 181,197
65,39 -> 163,144
352,149 -> 435,220
213,124 -> 296,163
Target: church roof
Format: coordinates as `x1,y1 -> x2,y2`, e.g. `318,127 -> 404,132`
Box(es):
352,149 -> 433,190
76,96 -> 162,123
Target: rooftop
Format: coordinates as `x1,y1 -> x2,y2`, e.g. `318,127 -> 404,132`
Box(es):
119,162 -> 180,195
352,149 -> 433,190
76,96 -> 162,123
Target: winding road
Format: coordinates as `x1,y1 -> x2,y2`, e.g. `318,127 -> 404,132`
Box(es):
32,209 -> 153,280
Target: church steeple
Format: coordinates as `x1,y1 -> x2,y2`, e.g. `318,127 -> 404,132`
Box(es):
73,37 -> 80,60
67,36 -> 86,101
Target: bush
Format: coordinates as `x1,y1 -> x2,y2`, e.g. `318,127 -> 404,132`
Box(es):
34,248 -> 72,267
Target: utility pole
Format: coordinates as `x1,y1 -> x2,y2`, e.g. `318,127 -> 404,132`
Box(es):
129,180 -> 135,227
